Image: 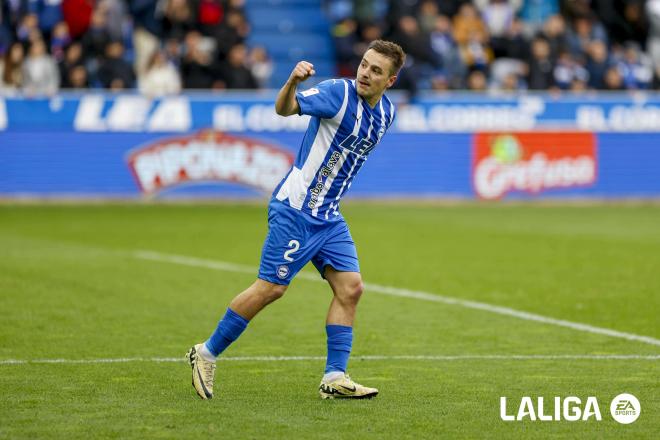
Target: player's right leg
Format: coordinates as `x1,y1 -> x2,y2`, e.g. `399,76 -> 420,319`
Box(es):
187,201 -> 319,399
187,279 -> 287,399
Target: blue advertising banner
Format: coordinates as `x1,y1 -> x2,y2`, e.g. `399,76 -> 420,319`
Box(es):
1,93 -> 659,199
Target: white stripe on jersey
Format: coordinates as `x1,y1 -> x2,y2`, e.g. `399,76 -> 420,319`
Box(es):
329,155 -> 363,219
310,91 -> 364,215
275,80 -> 349,209
311,148 -> 349,217
387,97 -> 395,127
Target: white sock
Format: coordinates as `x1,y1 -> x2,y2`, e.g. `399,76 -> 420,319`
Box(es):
322,371 -> 344,382
198,343 -> 217,362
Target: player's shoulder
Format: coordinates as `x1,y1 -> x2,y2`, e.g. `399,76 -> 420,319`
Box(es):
302,78 -> 349,98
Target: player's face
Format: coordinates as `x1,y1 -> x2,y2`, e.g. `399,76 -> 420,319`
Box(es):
356,49 -> 397,102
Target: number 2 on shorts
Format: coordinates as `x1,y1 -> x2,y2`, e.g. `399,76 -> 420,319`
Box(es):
283,240 -> 300,262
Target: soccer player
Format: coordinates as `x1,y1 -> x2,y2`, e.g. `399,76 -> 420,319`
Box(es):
187,40 -> 405,400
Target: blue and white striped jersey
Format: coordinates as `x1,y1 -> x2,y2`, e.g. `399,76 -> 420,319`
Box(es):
272,78 -> 396,221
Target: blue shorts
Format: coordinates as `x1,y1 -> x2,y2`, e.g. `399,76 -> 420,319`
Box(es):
258,201 -> 359,285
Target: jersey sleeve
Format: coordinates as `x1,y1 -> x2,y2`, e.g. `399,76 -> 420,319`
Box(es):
296,79 -> 346,119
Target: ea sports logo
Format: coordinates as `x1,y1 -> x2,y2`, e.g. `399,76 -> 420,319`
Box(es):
610,393 -> 640,424
277,265 -> 289,279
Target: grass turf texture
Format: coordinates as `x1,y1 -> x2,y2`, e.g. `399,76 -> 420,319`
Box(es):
0,203 -> 658,439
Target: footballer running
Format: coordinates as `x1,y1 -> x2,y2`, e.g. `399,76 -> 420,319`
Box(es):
187,40 -> 405,400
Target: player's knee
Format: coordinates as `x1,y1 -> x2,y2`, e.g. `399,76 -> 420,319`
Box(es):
340,280 -> 364,304
265,283 -> 287,302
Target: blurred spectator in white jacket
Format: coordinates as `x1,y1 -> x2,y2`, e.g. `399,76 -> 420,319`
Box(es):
22,38 -> 59,95
248,46 -> 273,88
138,49 -> 182,97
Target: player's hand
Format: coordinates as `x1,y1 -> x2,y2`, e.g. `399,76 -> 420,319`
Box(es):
289,61 -> 315,84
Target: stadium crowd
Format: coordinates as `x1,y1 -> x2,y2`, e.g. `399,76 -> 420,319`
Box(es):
0,0 -> 272,96
331,0 -> 660,93
1,0 -> 660,95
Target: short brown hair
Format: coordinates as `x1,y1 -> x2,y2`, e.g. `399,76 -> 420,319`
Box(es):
367,40 -> 406,75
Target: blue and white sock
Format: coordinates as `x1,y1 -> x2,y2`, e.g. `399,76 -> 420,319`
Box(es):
201,308 -> 249,361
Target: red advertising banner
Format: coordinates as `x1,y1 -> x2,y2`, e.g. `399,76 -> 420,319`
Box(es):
126,130 -> 294,195
472,132 -> 597,199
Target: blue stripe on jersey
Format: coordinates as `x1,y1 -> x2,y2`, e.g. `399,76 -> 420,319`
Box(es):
274,78 -> 395,220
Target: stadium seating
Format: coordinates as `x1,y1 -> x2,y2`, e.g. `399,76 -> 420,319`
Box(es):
245,0 -> 335,87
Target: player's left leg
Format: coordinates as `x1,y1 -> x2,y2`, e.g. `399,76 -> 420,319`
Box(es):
318,268 -> 378,399
311,221 -> 378,399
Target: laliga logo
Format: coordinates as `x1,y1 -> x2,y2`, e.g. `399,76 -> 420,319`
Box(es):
500,396 -> 602,422
126,130 -> 294,195
500,394 -> 641,423
472,133 -> 597,199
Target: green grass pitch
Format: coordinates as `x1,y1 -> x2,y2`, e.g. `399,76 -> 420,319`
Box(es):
0,202 -> 658,439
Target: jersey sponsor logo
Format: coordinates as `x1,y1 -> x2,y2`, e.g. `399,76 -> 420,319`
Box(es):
472,132 -> 597,200
339,134 -> 375,156
308,151 -> 342,209
126,129 -> 294,195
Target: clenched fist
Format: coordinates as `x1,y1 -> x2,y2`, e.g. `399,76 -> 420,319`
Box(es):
289,61 -> 316,83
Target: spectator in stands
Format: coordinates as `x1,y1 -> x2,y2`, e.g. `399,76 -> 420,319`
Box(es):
332,18 -> 359,77
248,46 -> 273,88
67,64 -> 88,88
164,37 -> 182,68
594,0 -> 647,47
453,3 -> 488,48
430,14 -> 465,87
181,30 -> 215,89
540,14 -> 567,61
352,0 -> 387,23
647,0 -> 660,83
163,0 -> 196,40
453,3 -> 492,70
22,38 -> 59,95
29,0 -> 63,40
129,0 -> 162,77
82,7 -> 111,62
586,40 -> 609,89
17,13 -> 41,44
214,10 -> 249,59
62,0 -> 94,40
527,36 -> 554,89
50,21 -> 71,62
98,0 -> 127,41
59,40 -> 84,87
97,40 -> 134,90
466,69 -> 488,90
552,50 -> 589,90
0,2 -> 17,54
219,43 -> 257,89
500,71 -> 522,91
566,15 -> 608,58
616,42 -> 653,89
417,0 -> 440,34
138,49 -> 181,97
603,65 -> 623,90
505,17 -> 529,60
391,15 -> 438,68
474,0 -> 522,58
519,0 -> 558,36
197,0 -> 224,34
0,41 -> 25,94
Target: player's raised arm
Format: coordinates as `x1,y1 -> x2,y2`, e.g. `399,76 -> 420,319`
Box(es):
275,61 -> 316,117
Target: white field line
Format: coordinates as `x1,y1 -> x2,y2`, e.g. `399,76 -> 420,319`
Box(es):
1,354 -> 659,365
133,250 -> 660,348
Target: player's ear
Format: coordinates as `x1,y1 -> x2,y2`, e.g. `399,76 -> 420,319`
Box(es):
386,75 -> 397,89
